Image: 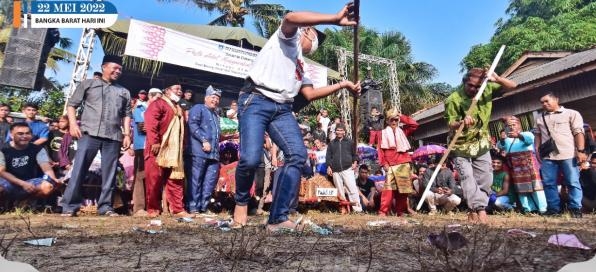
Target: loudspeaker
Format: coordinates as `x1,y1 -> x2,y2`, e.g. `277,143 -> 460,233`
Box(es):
0,28 -> 59,90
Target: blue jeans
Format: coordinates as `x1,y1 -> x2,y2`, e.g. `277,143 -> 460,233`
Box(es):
60,134 -> 121,215
0,177 -> 48,201
235,92 -> 306,225
187,156 -> 220,212
540,158 -> 582,212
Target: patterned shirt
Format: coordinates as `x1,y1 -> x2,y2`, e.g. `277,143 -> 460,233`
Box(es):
444,82 -> 500,158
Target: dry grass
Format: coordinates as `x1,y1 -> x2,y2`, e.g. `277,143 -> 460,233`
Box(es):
0,212 -> 594,271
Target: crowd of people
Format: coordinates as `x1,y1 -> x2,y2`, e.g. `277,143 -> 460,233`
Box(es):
0,4 -> 594,230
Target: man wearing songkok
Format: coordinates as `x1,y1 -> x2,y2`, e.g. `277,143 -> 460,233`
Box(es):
187,86 -> 221,215
60,55 -> 132,217
144,79 -> 190,218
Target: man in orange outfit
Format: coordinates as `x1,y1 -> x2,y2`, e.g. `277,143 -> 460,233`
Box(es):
377,108 -> 418,216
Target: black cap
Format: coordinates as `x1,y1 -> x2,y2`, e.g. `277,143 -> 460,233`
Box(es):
138,90 -> 147,94
163,77 -> 181,89
102,55 -> 123,65
314,28 -> 326,45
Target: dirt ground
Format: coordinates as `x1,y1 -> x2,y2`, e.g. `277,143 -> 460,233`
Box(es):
1,210 -> 595,272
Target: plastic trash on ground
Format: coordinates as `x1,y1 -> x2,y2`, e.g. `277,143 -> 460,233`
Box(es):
24,238 -> 55,247
548,234 -> 590,250
507,229 -> 537,238
367,220 -> 390,227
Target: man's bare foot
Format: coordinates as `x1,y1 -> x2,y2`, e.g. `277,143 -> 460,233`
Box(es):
407,208 -> 418,215
467,211 -> 479,223
477,210 -> 488,224
172,211 -> 195,218
233,205 -> 248,226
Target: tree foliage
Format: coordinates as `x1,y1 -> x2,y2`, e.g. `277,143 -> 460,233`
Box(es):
307,26 -> 450,117
461,0 -> 596,72
158,0 -> 288,37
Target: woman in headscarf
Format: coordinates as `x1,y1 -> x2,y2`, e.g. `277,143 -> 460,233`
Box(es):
497,116 -> 547,213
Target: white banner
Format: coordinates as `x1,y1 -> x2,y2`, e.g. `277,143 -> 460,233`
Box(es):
124,19 -> 328,87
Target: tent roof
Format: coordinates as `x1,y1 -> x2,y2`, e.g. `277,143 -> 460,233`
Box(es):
103,19 -> 268,49
98,19 -> 340,79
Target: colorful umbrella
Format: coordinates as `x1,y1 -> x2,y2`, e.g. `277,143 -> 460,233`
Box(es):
412,144 -> 446,159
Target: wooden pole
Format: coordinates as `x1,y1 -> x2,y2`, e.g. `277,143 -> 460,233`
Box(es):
415,45 -> 506,211
351,0 -> 360,153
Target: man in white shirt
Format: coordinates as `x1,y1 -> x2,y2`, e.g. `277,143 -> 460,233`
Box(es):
233,3 -> 361,232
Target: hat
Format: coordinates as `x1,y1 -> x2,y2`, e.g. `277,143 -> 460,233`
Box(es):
163,77 -> 181,89
386,108 -> 400,120
206,85 -> 221,97
148,88 -> 162,94
102,55 -> 123,65
138,90 -> 147,94
313,28 -> 326,45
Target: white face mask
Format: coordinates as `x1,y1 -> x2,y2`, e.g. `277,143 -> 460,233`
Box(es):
168,93 -> 180,103
303,28 -> 318,55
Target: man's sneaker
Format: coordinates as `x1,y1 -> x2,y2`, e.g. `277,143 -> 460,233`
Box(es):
570,209 -> 583,218
100,210 -> 120,217
542,210 -> 561,217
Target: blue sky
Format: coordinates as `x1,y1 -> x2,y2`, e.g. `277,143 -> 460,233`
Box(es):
51,0 -> 510,87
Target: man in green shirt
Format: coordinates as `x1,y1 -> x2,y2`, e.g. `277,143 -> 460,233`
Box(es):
444,68 -> 516,223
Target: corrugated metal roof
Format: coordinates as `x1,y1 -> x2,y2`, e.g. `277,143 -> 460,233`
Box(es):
509,47 -> 596,86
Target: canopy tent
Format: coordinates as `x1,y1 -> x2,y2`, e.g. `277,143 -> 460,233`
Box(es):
97,19 -> 340,104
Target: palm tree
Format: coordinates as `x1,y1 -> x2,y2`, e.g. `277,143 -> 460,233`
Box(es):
45,36 -> 76,75
158,0 -> 288,37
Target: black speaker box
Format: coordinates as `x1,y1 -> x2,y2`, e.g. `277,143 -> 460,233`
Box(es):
0,28 -> 57,90
360,88 -> 383,117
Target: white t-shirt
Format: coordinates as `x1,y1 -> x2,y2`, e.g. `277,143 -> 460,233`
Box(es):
247,28 -> 312,103
314,148 -> 327,165
319,116 -> 330,136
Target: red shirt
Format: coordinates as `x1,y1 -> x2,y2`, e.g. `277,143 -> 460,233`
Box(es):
378,114 -> 418,166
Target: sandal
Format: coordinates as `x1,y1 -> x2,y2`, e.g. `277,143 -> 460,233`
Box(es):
266,217 -> 305,234
229,220 -> 246,229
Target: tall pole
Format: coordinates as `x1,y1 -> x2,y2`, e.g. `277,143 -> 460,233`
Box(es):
351,0 -> 360,153
416,45 -> 506,211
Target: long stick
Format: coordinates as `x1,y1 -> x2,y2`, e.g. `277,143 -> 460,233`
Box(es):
416,45 -> 506,211
351,0 -> 360,153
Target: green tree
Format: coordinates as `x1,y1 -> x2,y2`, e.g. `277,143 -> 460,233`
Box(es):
461,0 -> 596,72
158,0 -> 288,37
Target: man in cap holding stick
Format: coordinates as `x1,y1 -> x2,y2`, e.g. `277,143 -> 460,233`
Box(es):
233,3 -> 361,231
60,55 -> 132,216
444,68 -> 516,223
187,86 -> 221,215
144,79 -> 190,218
